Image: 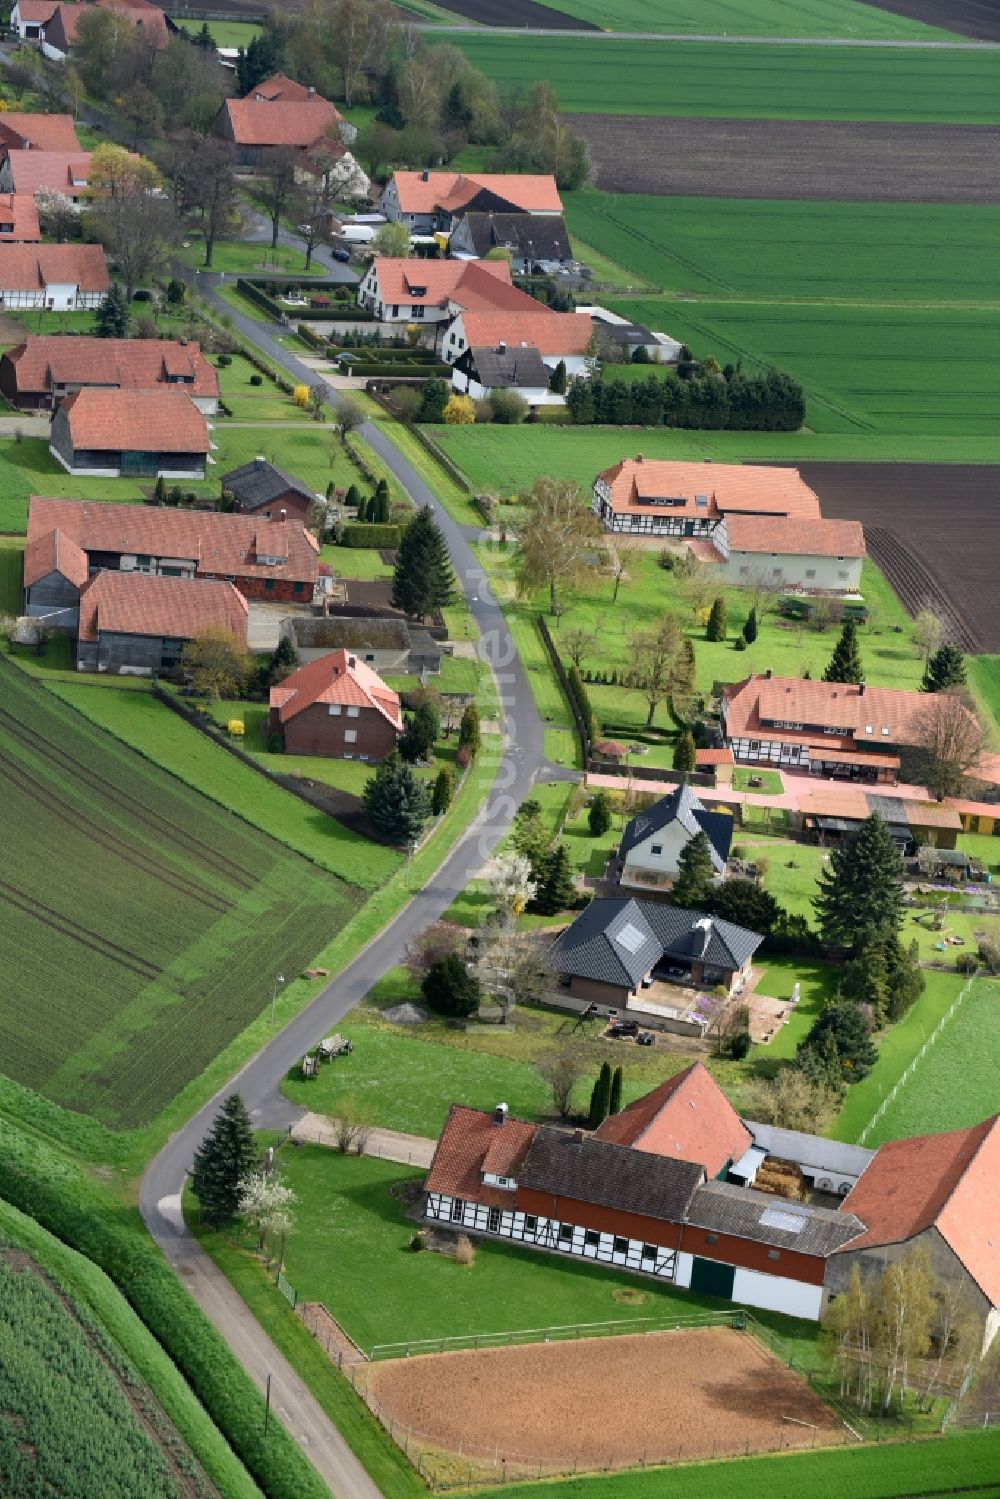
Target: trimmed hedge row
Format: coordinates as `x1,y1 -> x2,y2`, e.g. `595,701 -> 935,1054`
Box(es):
236,277 -> 282,318
340,360 -> 451,378
0,1119 -> 329,1499
342,522 -> 401,548
297,322 -> 326,350
567,662 -> 599,747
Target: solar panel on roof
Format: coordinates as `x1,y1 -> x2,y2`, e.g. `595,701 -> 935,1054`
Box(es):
614,922 -> 647,954
760,1206 -> 807,1234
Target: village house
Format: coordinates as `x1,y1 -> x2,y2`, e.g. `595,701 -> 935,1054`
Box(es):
443,310 -> 594,382
357,256 -> 539,326
75,570 -> 248,675
450,341 -> 561,410
617,784 -> 734,891
215,93 -> 343,166
694,515 -> 867,595
0,336 -> 219,413
0,149 -> 96,201
380,170 -> 563,235
24,496 -> 321,626
281,614 -> 443,676
0,242 -> 108,311
0,196 -> 40,242
49,388 -> 210,479
220,457 -> 315,523
721,671 -> 981,784
268,650 -> 403,760
592,457 -> 822,538
10,0 -> 61,40
550,897 -> 762,1012
37,0 -> 170,62
447,211 -> 572,274
580,306 -> 683,363
424,1064 -> 1000,1338
0,112 -> 81,153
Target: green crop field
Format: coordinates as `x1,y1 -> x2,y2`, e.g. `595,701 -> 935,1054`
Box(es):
862,979 -> 1000,1145
969,656 -> 1000,731
0,1230 -> 202,1497
442,37 -> 1000,122
525,0 -> 956,37
0,665 -> 361,1129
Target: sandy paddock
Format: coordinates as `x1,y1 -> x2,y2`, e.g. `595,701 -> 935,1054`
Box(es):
366,1326 -> 842,1468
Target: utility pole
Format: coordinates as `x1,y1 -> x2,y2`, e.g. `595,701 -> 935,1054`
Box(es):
263,1370 -> 272,1440
270,972 -> 284,1024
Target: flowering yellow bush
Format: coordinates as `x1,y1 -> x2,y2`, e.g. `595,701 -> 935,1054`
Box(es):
292,384 -> 311,408
443,394 -> 475,425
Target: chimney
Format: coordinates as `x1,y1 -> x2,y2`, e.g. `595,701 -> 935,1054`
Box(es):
764,667 -> 772,679
859,682 -> 866,696
279,507 -> 287,523
573,1129 -> 585,1142
421,169 -> 429,182
347,654 -> 356,668
308,85 -> 315,96
253,454 -> 265,471
498,339 -> 506,355
493,1102 -> 508,1126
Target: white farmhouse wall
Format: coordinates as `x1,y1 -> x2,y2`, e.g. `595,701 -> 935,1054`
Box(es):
673,1251 -> 694,1289
720,551 -> 863,594
730,1266 -> 824,1320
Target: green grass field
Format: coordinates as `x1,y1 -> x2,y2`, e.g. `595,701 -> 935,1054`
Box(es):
969,656 -> 1000,732
0,535 -> 24,614
524,0 -> 956,36
170,15 -> 261,47
443,37 -> 1000,121
0,664 -> 361,1131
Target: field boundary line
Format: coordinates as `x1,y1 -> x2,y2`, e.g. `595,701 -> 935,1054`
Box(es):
857,972 -> 980,1145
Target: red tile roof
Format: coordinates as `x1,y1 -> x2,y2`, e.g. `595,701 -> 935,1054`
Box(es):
0,241 -> 108,291
426,1104 -> 538,1209
596,458 -> 822,521
2,150 -> 95,197
57,388 -> 209,454
456,310 -> 594,357
369,257 -> 538,314
221,96 -> 342,148
269,649 -> 402,730
26,496 -> 320,589
49,0 -> 169,47
4,336 -> 219,400
23,522 -> 87,589
0,113 -> 81,152
77,570 -> 248,644
723,514 -> 865,560
14,0 -> 62,20
695,747 -> 734,766
723,674 -> 978,756
594,1063 -> 751,1179
839,1117 -> 1000,1304
252,73 -> 317,103
0,194 -> 40,242
390,171 -> 562,216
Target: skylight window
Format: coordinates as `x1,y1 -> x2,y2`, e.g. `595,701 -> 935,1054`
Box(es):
614,922 -> 647,954
760,1207 -> 807,1235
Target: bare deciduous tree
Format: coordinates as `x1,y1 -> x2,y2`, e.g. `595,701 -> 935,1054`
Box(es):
333,1098 -> 373,1156
628,613 -> 694,728
908,692 -> 984,800
562,627 -> 597,671
251,147 -> 300,251
537,1037 -> 587,1119
515,476 -> 603,617
912,607 -> 946,664
609,538 -> 641,606
740,1069 -> 838,1135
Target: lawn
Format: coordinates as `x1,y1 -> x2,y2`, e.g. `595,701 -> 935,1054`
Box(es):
442,37 -> 1000,122
0,663 -> 362,1130
216,352 -> 314,423
170,15 -> 261,46
50,681 -> 402,888
969,655 -> 1000,732
0,534 -> 24,614
861,977 -> 1000,1144
269,1147 -> 824,1355
530,0 -> 956,35
732,767 -> 783,795
178,239 -> 324,276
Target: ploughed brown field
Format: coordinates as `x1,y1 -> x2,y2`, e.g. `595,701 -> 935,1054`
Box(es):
861,0 -> 1000,41
568,115 -> 1000,201
403,0 -> 598,24
795,463 -> 1000,654
367,1327 -> 842,1469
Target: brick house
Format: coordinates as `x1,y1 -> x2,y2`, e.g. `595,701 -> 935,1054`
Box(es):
49,388 -> 210,478
24,495 -> 320,623
76,570 -> 248,674
220,457 -> 314,523
1,336 -> 219,413
214,93 -> 342,166
592,457 -> 822,538
268,650 -> 402,760
0,242 -> 108,311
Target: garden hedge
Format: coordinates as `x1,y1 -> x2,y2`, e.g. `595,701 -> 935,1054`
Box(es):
342,522 -> 401,548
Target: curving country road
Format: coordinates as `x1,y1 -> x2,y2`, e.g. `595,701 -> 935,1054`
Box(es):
140,267 -> 571,1495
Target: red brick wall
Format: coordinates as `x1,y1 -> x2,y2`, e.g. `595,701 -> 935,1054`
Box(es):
281,702 -> 399,760
231,576 -> 312,603
681,1224 -> 827,1285
514,1187 -> 684,1249
235,491 -> 312,525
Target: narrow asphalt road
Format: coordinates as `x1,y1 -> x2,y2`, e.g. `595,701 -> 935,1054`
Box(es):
140,268 -> 571,1494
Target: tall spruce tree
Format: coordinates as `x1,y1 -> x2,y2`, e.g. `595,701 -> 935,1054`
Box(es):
588,790 -> 612,837
705,596 -> 728,642
742,606 -> 758,645
814,813 -> 904,952
534,843 -> 575,916
609,1064 -> 623,1115
458,701 -> 481,757
671,829 -> 715,908
673,729 -> 696,776
191,1093 -> 257,1223
362,751 -> 431,846
823,617 -> 864,685
589,1061 -> 613,1127
94,283 -> 130,339
391,506 -> 456,619
921,643 -> 966,693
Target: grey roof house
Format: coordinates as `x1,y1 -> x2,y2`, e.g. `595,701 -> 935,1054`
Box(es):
550,896 -> 762,1008
221,458 -> 315,523
282,614 -> 443,676
448,211 -> 572,273
618,784 -> 734,891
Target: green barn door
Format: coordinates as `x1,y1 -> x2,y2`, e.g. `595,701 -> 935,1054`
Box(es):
690,1257 -> 735,1299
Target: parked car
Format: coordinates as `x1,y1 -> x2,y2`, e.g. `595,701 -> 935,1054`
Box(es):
637,1031 -> 655,1047
609,1020 -> 639,1038
331,247 -> 351,263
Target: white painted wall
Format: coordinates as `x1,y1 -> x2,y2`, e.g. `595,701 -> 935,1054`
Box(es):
674,1251 -> 694,1289
730,1266 -> 824,1320
623,821 -> 694,882
451,368 -> 563,407
719,551 -> 863,594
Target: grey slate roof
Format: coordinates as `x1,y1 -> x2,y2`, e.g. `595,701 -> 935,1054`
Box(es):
289,614 -> 411,651
469,343 -> 550,391
620,784 -> 734,873
743,1122 -> 874,1181
686,1180 -> 865,1257
221,459 -> 315,512
520,1128 -> 703,1225
598,320 -> 655,348
457,211 -> 571,262
550,898 -> 763,989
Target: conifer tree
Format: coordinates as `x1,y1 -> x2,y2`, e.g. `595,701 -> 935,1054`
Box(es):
391,506 -> 456,619
431,765 -> 453,815
94,283 -> 130,339
706,596 -> 728,642
742,606 -> 758,644
589,1061 -> 613,1127
814,813 -> 904,952
673,729 -> 696,776
399,699 -> 440,763
534,843 -> 575,915
823,617 -> 864,685
609,1064 -> 623,1115
362,751 -> 432,846
588,790 -> 612,837
191,1093 -> 257,1223
671,829 -> 715,908
921,643 -> 966,693
458,701 -> 481,757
